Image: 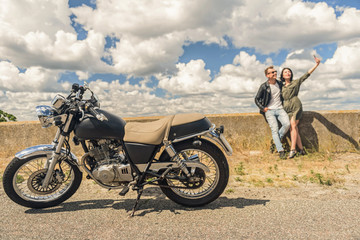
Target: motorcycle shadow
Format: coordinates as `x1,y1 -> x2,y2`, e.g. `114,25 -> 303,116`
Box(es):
25,187 -> 269,216
128,197 -> 270,217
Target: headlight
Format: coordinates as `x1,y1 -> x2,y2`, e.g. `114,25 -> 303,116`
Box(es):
51,94 -> 66,110
36,105 -> 55,128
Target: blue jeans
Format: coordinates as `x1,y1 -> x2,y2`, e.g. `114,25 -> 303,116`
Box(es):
265,109 -> 290,152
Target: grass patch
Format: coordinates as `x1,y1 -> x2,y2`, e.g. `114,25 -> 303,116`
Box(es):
16,175 -> 25,184
266,178 -> 274,183
291,170 -> 343,186
234,177 -> 242,182
234,162 -> 246,175
251,179 -> 265,187
225,188 -> 234,194
345,164 -> 350,173
228,151 -> 358,188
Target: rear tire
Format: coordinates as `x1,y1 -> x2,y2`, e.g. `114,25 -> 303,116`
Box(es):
2,155 -> 82,209
159,139 -> 229,207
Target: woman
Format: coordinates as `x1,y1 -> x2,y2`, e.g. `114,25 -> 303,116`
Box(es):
280,56 -> 321,158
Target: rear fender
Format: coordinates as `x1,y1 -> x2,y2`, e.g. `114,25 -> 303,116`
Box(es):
158,138 -> 225,162
170,124 -> 233,156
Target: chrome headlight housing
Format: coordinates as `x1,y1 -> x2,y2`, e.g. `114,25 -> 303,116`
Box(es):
51,94 -> 66,110
36,105 -> 55,128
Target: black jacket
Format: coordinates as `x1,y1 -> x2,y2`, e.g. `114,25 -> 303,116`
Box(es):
254,80 -> 284,114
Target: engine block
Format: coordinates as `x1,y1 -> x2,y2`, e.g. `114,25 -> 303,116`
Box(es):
87,140 -> 133,184
92,163 -> 133,184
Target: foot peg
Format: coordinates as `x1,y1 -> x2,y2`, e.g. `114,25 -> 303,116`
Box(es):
119,186 -> 129,196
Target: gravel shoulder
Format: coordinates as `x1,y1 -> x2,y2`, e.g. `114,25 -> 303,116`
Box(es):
1,182 -> 360,240
1,152 -> 360,239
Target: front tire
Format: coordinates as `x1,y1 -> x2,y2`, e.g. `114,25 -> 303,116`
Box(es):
2,155 -> 82,208
159,139 -> 229,207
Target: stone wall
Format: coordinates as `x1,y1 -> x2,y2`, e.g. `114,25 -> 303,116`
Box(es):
0,110 -> 359,158
207,110 -> 360,153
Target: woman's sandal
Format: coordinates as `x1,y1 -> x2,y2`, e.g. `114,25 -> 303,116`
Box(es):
288,149 -> 297,159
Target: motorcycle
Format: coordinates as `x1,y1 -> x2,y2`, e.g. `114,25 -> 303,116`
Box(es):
2,83 -> 232,216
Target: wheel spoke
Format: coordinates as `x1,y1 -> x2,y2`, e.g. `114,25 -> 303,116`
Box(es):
13,157 -> 75,202
165,148 -> 220,199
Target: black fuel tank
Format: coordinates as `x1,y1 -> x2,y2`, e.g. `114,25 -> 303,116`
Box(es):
74,109 -> 126,140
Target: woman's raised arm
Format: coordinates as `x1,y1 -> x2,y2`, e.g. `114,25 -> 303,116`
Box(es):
308,55 -> 321,74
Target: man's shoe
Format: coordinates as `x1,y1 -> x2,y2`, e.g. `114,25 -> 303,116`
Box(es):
270,142 -> 276,153
299,149 -> 307,156
281,138 -> 290,152
288,150 -> 297,159
279,151 -> 286,159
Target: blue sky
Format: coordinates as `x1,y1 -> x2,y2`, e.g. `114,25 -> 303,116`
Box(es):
1,0 -> 360,120
66,0 -> 358,80
65,0 -> 355,83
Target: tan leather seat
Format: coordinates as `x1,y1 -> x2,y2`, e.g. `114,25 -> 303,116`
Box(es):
124,113 -> 205,145
172,113 -> 204,126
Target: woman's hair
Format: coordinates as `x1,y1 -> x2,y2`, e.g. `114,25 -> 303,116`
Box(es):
280,68 -> 293,82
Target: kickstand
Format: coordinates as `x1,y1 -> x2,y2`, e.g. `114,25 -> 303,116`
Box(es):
129,188 -> 144,217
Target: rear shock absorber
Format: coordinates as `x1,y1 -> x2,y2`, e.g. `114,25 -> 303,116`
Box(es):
165,143 -> 191,177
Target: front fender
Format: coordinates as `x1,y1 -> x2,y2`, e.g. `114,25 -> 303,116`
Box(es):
15,144 -> 80,165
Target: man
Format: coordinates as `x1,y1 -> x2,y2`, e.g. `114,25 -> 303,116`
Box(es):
255,66 -> 290,159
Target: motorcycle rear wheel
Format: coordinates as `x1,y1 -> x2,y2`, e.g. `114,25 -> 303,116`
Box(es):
2,155 -> 82,209
159,139 -> 229,207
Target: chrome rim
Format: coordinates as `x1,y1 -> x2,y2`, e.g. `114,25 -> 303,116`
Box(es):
13,156 -> 75,202
166,149 -> 219,199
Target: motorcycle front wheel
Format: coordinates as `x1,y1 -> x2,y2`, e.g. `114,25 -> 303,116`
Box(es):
2,155 -> 82,209
159,139 -> 229,207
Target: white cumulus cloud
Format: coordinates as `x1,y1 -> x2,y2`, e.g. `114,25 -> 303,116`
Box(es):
0,0 -> 360,121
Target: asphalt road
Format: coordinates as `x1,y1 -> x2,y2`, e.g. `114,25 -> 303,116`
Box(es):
1,182 -> 360,240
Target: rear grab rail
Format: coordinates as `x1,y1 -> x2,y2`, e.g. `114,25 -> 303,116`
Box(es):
171,124 -> 233,156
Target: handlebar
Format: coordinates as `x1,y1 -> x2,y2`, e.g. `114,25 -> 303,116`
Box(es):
87,105 -> 108,121
68,83 -> 107,121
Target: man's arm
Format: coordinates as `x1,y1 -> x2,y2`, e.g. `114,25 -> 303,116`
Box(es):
254,85 -> 267,112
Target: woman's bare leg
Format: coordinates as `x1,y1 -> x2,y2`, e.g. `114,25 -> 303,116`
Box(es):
295,120 -> 304,150
290,117 -> 298,150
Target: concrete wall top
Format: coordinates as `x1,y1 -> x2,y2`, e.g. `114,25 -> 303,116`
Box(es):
0,110 -> 359,157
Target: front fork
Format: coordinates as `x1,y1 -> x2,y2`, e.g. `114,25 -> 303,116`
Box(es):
42,114 -> 74,188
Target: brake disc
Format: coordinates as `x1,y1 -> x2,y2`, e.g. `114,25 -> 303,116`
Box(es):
27,169 -> 61,195
180,168 -> 206,189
